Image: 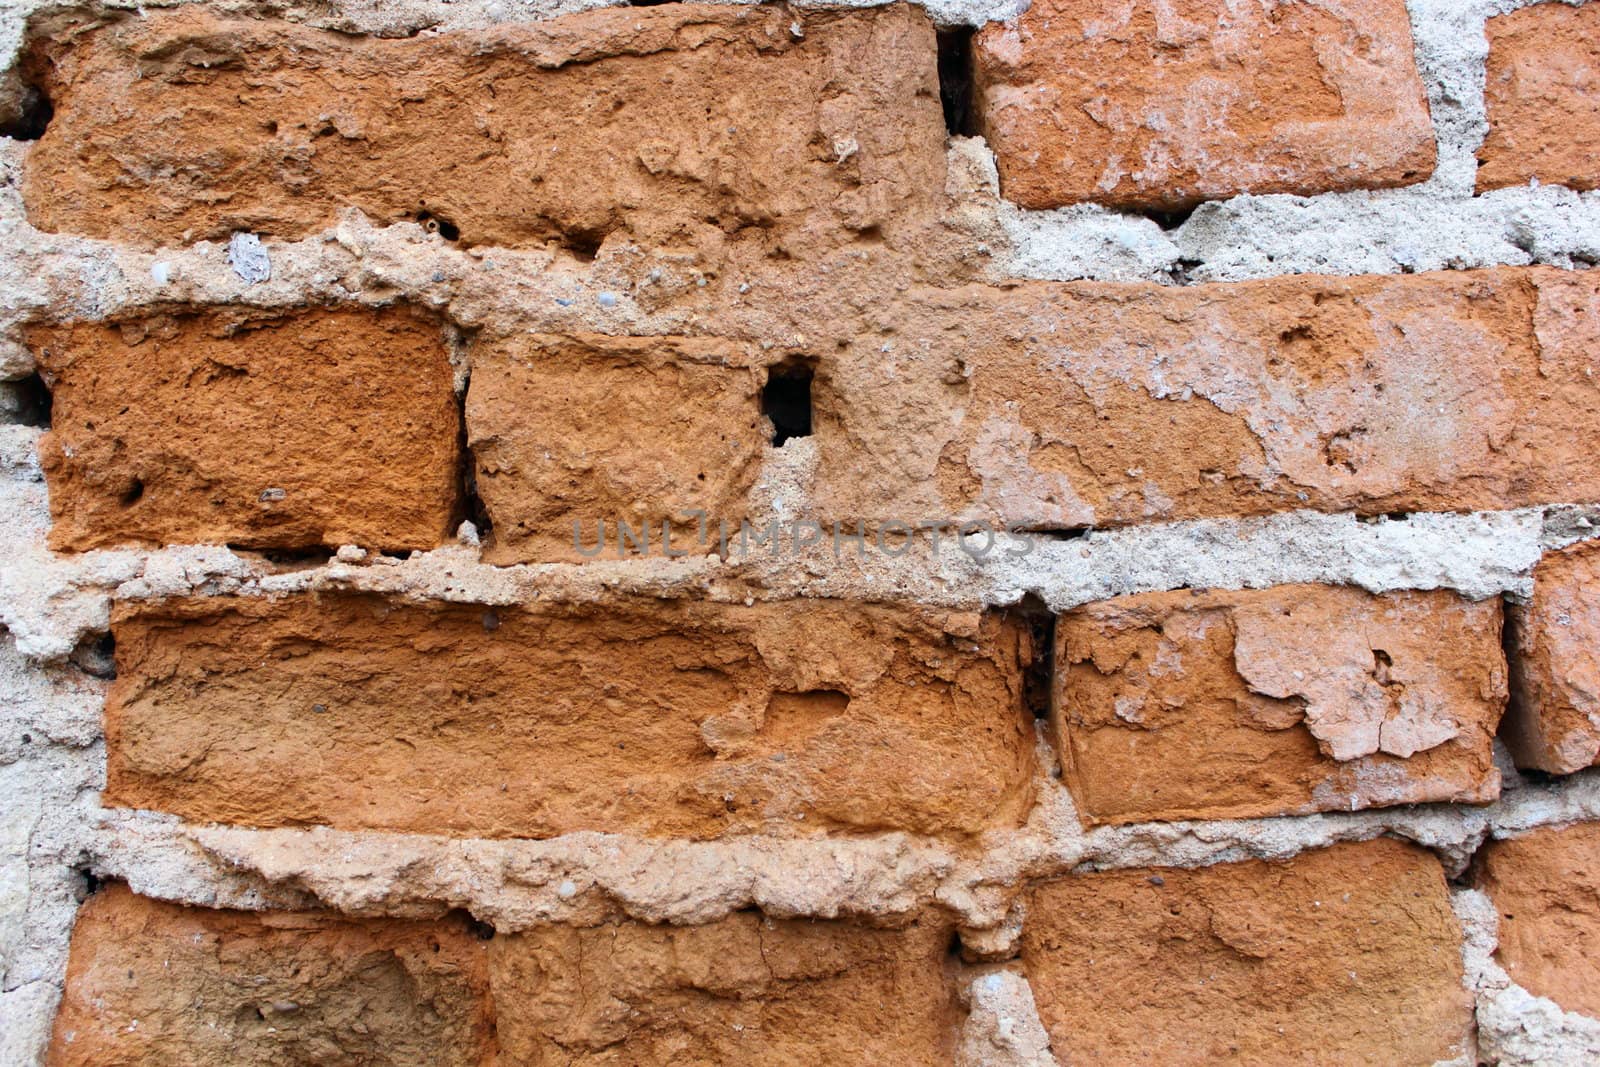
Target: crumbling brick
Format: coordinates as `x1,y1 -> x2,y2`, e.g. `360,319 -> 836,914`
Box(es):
1054,584 -> 1506,824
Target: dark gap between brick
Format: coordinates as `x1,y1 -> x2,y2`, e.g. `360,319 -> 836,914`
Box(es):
763,361 -> 814,447
936,28 -> 979,138
8,372 -> 52,427
1005,593 -> 1056,721
0,83 -> 52,141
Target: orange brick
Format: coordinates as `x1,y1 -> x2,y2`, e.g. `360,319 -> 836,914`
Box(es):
1503,541 -> 1600,774
47,885 -> 493,1067
1055,585 -> 1506,824
31,307 -> 460,552
924,268 -> 1600,530
105,593 -> 1036,839
1022,840 -> 1473,1064
490,912 -> 957,1063
467,334 -> 768,564
971,0 -> 1435,210
1478,3 -> 1600,193
1472,823 -> 1600,1019
22,5 -> 944,252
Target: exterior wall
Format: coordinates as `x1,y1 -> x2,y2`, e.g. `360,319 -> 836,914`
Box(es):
4,0 -> 1600,1063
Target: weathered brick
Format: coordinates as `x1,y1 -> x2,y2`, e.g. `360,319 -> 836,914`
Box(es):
22,4 -> 944,252
105,593 -> 1036,839
971,0 -> 1435,211
1022,839 -> 1473,1064
31,307 -> 460,552
48,885 -> 493,1067
1503,541 -> 1600,774
1478,2 -> 1600,193
462,270 -> 1600,557
1055,584 -> 1505,825
920,268 -> 1600,530
467,334 -> 768,564
491,911 -> 956,1063
1473,823 -> 1600,1019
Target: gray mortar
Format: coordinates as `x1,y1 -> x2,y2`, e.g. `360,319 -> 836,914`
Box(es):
1453,888 -> 1600,1065
5,0 -> 1600,1062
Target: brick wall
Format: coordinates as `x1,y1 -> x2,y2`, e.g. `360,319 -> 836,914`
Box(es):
3,1 -> 1600,1065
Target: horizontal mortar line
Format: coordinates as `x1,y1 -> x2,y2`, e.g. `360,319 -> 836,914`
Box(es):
4,501 -> 1600,662
2,200 -> 1598,319
77,765 -> 1600,930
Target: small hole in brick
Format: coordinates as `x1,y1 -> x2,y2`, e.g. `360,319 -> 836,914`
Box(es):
1145,206 -> 1196,232
5,373 -> 51,427
447,908 -> 497,940
71,864 -> 104,900
762,361 -> 814,447
70,631 -> 116,679
416,212 -> 460,241
936,29 -> 978,137
563,229 -> 606,262
628,0 -> 677,7
120,477 -> 144,507
1038,527 -> 1091,541
1,83 -> 52,141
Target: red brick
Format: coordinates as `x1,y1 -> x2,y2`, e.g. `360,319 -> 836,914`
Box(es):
1503,541 -> 1600,774
466,334 -> 768,565
47,885 -> 493,1067
21,5 -> 944,252
1472,823 -> 1600,1018
463,270 -> 1600,557
1022,840 -> 1473,1064
31,307 -> 460,552
971,0 -> 1435,210
104,593 -> 1036,839
1055,584 -> 1506,825
920,268 -> 1600,530
490,911 -> 957,1063
1478,3 -> 1600,193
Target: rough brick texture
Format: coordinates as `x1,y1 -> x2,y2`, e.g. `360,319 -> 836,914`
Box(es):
1022,839 -> 1473,1064
104,594 -> 1036,839
49,887 -> 957,1067
467,334 -> 768,564
971,0 -> 1436,210
1478,2 -> 1600,193
48,885 -> 494,1067
1473,823 -> 1600,1020
1055,584 -> 1506,824
927,268 -> 1600,530
21,4 -> 945,253
31,307 -> 460,552
491,911 -> 956,1063
464,269 -> 1600,555
1504,540 -> 1600,775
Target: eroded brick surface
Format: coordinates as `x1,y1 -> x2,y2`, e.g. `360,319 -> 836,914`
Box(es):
467,334 -> 769,564
1478,2 -> 1600,193
1473,823 -> 1600,1020
31,307 -> 460,552
21,4 -> 946,254
47,885 -> 494,1067
1022,839 -> 1473,1064
1504,541 -> 1600,774
491,911 -> 957,1064
922,268 -> 1600,530
971,0 -> 1435,210
104,594 -> 1036,839
1055,584 -> 1506,824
